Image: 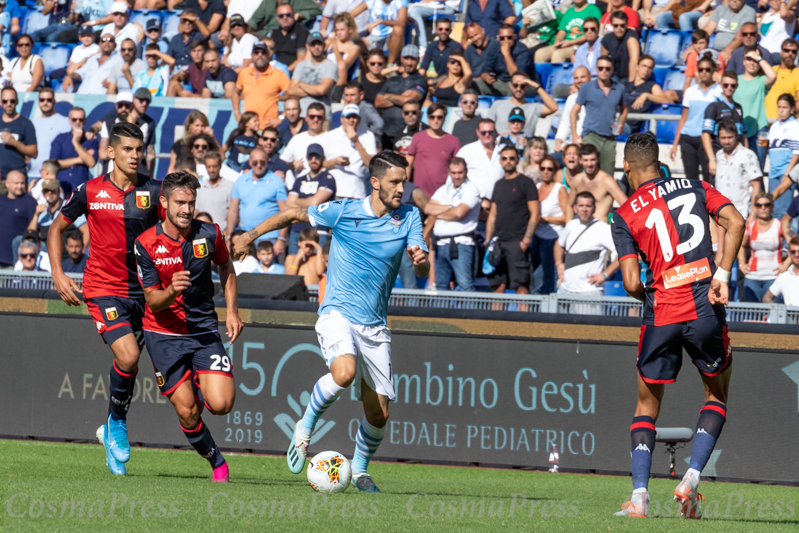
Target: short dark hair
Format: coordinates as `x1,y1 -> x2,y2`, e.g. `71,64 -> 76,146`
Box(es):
109,121 -> 143,147
449,156 -> 466,169
257,240 -> 274,253
204,150 -> 222,164
499,144 -> 518,157
299,227 -> 319,242
39,87 -> 55,99
579,144 -> 599,158
461,88 -> 478,99
307,102 -> 325,114
717,118 -> 739,136
162,170 -> 199,198
610,10 -> 628,23
189,38 -> 207,51
175,157 -> 197,172
790,235 -> 799,248
435,18 -> 451,27
778,92 -> 796,108
691,29 -> 708,43
597,55 -> 613,67
575,191 -> 596,205
427,102 -> 447,117
721,69 -> 738,81
344,81 -> 363,91
639,54 -> 655,64
624,131 -> 660,171
369,150 -> 408,180
65,230 -> 83,244
478,118 -> 495,128
783,37 -> 799,50
498,23 -> 515,33
146,42 -> 160,52
582,16 -> 599,27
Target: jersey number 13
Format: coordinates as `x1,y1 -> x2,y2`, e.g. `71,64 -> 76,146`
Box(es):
644,193 -> 705,262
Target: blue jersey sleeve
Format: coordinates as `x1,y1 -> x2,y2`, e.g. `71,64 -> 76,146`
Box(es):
135,239 -> 161,289
406,207 -> 428,252
308,200 -> 346,229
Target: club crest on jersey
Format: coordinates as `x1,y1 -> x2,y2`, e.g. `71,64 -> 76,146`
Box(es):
390,213 -> 402,233
193,238 -> 208,258
136,190 -> 150,209
105,307 -> 119,321
155,372 -> 165,387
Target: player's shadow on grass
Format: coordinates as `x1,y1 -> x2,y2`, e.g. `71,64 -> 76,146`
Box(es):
381,490 -> 548,499
139,473 -> 309,487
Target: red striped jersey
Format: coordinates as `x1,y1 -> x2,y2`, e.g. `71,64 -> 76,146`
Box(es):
135,220 -> 228,336
612,178 -> 733,326
60,174 -> 162,300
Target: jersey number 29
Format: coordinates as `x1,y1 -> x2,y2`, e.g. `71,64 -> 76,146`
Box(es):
644,193 -> 705,262
210,354 -> 232,373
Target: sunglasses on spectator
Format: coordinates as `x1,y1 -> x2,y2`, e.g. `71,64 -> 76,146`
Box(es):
540,166 -> 555,171
147,28 -> 160,32
429,114 -> 445,120
250,160 -> 266,166
790,250 -> 799,255
722,82 -> 738,88
121,47 -> 135,52
19,254 -> 36,259
741,32 -> 756,37
437,27 -> 452,31
307,114 -> 324,120
252,50 -> 268,55
477,130 -> 495,136
756,202 -> 772,208
498,35 -> 514,41
180,19 -> 194,24
262,136 -> 278,142
2,99 -> 17,104
193,143 -> 209,149
583,26 -> 598,32
698,67 -> 712,72
500,156 -> 517,161
461,99 -> 477,105
71,117 -> 85,122
307,154 -> 323,160
16,42 -> 31,47
276,13 -> 293,18
39,97 -> 53,103
117,102 -> 131,108
402,110 -> 419,115
511,83 -> 526,88
597,66 -> 612,71
368,61 -> 384,66
612,23 -> 626,28
783,48 -> 798,54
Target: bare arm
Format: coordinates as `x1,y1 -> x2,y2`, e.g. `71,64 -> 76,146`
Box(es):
554,241 -> 565,282
543,186 -> 569,225
570,102 -> 583,143
782,212 -> 796,241
286,189 -> 334,208
234,207 -> 311,257
521,200 -> 541,247
620,257 -> 645,302
605,174 -> 628,206
627,38 -> 640,83
218,259 -> 243,343
47,214 -> 83,306
485,202 -> 497,242
226,198 -> 240,238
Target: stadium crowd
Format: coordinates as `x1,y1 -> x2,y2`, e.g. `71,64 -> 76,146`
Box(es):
2,0 -> 799,304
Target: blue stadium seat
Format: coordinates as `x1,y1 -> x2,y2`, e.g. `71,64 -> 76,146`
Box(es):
22,7 -> 48,35
39,43 -> 74,79
652,67 -> 669,88
548,100 -> 565,139
130,10 -> 162,31
535,62 -> 552,90
663,67 -> 686,92
651,104 -> 683,143
645,29 -> 683,68
477,95 -> 495,112
604,281 -> 627,297
546,63 -> 574,94
330,110 -> 341,129
161,10 -> 182,41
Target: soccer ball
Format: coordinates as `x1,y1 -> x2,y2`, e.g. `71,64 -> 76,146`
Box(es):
307,451 -> 351,493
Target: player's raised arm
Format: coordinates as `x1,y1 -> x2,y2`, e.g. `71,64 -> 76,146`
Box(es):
47,213 -> 83,306
710,203 -> 745,305
233,207 -> 311,259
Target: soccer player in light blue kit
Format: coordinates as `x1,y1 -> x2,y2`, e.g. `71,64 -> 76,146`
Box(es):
234,151 -> 430,492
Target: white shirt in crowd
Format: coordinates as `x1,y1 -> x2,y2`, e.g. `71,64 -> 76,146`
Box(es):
224,33 -> 260,69
280,130 -> 327,190
431,178 -> 481,246
536,181 -> 565,240
767,266 -> 799,305
323,0 -> 370,32
77,53 -> 122,95
69,43 -> 100,64
558,218 -> 617,293
30,113 -> 71,179
556,92 -> 586,145
455,140 -> 504,200
715,144 -> 762,219
744,218 -> 782,281
196,177 -> 233,232
233,256 -> 261,275
101,22 -> 144,45
321,126 -> 378,199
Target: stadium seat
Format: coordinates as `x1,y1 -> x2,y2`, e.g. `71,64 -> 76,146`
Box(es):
645,30 -> 682,68
652,67 -> 669,88
663,67 -> 686,92
130,10 -> 162,31
651,104 -> 683,143
604,281 -> 627,297
39,43 -> 74,79
546,63 -> 574,94
330,110 -> 341,129
21,7 -> 48,35
161,10 -> 182,41
477,95 -> 495,112
535,62 -> 552,89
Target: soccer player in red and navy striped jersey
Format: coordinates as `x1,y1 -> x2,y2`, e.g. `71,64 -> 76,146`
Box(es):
136,170 -> 242,483
610,132 -> 745,519
47,122 -> 162,476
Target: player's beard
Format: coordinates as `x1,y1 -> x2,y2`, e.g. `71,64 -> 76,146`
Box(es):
378,185 -> 402,211
168,208 -> 193,230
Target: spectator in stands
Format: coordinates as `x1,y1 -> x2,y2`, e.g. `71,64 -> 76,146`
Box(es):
233,41 -> 290,128
227,147 -> 289,257
531,156 -> 567,295
498,107 -> 528,153
521,137 -> 548,182
167,39 -> 209,96
327,14 -> 362,103
0,0 -> 21,56
286,143 -> 336,253
485,145 -> 539,295
278,97 -> 307,149
106,38 -> 145,93
424,156 -> 480,292
256,128 -> 290,180
567,144 -> 627,221
222,15 -> 259,74
267,6 -> 308,73
58,0 -> 113,44
64,34 -> 118,94
137,19 -> 168,59
555,191 -> 618,298
681,30 -> 723,93
342,82 -> 383,138
738,192 -> 784,301
760,0 -> 794,63
222,112 -> 259,174
519,2 -> 561,61
61,26 -> 99,80
451,89 -> 480,146
535,0 -> 602,64
570,17 -> 600,82
285,227 -> 325,284
256,240 -> 285,274
8,35 -> 43,92
464,0 -> 514,41
763,235 -> 799,304
51,107 -> 98,198
28,177 -> 62,242
248,0 -> 321,38
30,0 -> 71,43
476,24 -> 535,97
489,72 -> 558,140
196,151 -> 233,233
456,118 -> 503,204
386,101 -> 427,155
100,3 -> 143,46
430,52 -> 472,108
168,11 -> 206,68
625,55 -> 677,134
230,229 -> 261,274
728,22 -> 775,75
705,0 -> 756,62
134,44 -> 171,97
31,161 -> 60,207
61,230 -> 87,273
284,32 -> 337,117
0,170 -> 36,267
16,241 -> 43,272
188,133 -> 220,180
765,38 -> 799,120
702,71 -> 746,180
323,104 -> 378,199
555,67 -> 590,153
714,119 -> 761,223
765,94 -> 799,220
419,18 -> 462,81
601,11 -> 639,84
671,52 -> 722,182
570,56 -> 627,176
736,46 -> 776,170
654,0 -> 704,31
363,49 -> 388,105
464,23 -> 496,84
559,144 -> 582,188
167,111 -> 214,174
198,48 -> 237,99
29,88 -> 70,184
364,0 -> 408,66
375,44 -> 428,146
0,88 -> 36,179
280,102 -> 328,183
177,0 -> 226,39
602,0 -> 640,34
407,103 -> 461,197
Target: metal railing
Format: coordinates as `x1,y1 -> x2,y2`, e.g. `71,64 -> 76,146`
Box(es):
0,271 -> 82,291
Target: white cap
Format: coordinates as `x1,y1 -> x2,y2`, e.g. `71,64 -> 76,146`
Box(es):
116,91 -> 133,104
110,1 -> 128,14
342,104 -> 360,117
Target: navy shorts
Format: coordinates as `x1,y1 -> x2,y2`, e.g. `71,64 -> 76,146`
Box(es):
143,330 -> 234,395
637,315 -> 732,384
85,296 -> 145,347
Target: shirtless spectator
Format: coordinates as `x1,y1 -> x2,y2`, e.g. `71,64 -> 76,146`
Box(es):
285,227 -> 325,285
567,144 -> 627,222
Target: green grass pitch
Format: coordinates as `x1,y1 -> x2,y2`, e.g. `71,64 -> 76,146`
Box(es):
1,439 -> 796,532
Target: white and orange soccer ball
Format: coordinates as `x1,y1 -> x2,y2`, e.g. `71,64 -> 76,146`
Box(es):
307,451 -> 352,493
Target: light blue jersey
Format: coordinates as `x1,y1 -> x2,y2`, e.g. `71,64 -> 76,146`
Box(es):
308,197 -> 427,327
